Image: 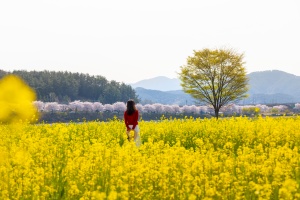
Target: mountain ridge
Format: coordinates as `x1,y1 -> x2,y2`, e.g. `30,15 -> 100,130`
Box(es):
130,76 -> 181,91
132,70 -> 300,105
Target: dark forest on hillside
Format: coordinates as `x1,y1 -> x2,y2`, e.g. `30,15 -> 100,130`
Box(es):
0,70 -> 139,104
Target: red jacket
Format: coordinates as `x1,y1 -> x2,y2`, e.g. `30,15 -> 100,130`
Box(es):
124,110 -> 139,130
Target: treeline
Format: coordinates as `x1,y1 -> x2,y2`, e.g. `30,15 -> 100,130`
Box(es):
0,70 -> 139,104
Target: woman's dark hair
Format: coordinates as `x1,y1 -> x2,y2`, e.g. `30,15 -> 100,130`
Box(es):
126,99 -> 136,115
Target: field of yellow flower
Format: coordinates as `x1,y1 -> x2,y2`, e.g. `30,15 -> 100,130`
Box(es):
0,116 -> 300,199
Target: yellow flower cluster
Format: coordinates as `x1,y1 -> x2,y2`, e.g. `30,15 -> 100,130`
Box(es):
0,75 -> 38,123
1,116 -> 300,199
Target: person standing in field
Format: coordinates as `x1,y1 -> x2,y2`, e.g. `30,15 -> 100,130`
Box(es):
124,99 -> 141,147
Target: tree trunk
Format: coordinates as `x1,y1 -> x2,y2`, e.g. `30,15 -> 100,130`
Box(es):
214,108 -> 219,119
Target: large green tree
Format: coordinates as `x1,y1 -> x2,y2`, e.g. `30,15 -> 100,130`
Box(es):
179,48 -> 248,118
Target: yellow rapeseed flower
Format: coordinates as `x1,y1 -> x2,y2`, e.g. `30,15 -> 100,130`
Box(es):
1,117 -> 300,199
0,75 -> 38,123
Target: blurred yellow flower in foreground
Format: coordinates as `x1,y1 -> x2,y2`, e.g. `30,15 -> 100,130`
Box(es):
0,75 -> 38,123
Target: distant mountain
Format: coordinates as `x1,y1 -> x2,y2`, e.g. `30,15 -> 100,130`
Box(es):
133,70 -> 300,105
130,76 -> 181,91
248,70 -> 300,95
245,70 -> 300,104
135,87 -> 195,105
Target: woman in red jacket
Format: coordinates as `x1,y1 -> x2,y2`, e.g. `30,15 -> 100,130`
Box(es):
124,99 -> 140,145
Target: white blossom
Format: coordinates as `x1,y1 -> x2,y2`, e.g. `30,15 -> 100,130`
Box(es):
199,106 -> 208,114
163,105 -> 174,113
30,101 -> 295,116
294,103 -> 300,110
181,105 -> 192,114
113,102 -> 126,113
143,104 -> 155,113
69,100 -> 84,112
33,101 -> 45,112
59,104 -> 69,112
153,103 -> 164,114
93,102 -> 104,112
255,104 -> 271,113
104,104 -> 114,112
44,102 -> 60,112
171,105 -> 181,113
272,105 -> 288,112
82,101 -> 94,112
190,105 -> 199,114
136,103 -> 144,112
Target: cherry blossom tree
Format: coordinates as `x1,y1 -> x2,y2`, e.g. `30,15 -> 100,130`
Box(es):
69,101 -> 84,112
190,105 -> 199,114
230,104 -> 243,114
255,104 -> 271,113
33,101 -> 45,112
104,104 -> 114,112
294,103 -> 300,111
143,104 -> 155,113
59,104 -> 69,112
44,102 -> 60,112
82,102 -> 94,112
112,102 -> 126,113
272,105 -> 288,112
136,103 -> 144,112
93,102 -> 104,112
153,103 -> 164,114
181,105 -> 192,114
171,105 -> 181,114
199,106 -> 208,114
163,105 -> 174,114
31,100 -> 296,117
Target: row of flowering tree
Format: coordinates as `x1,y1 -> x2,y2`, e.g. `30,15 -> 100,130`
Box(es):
33,101 -> 299,115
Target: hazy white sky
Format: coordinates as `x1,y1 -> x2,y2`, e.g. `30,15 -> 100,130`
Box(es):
0,0 -> 299,83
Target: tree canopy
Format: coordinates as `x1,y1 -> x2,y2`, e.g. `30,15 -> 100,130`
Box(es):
179,48 -> 249,118
0,70 -> 139,104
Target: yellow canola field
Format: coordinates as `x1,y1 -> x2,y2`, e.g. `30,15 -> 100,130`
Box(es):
1,116 -> 300,200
